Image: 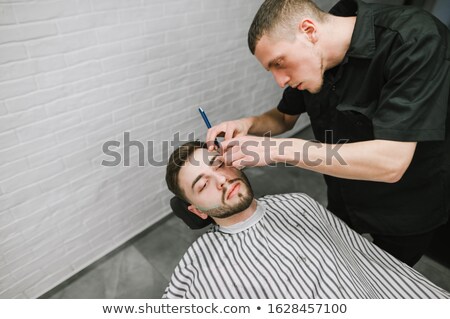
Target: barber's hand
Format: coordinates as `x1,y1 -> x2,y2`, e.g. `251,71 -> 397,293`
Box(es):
218,135 -> 278,169
206,118 -> 253,151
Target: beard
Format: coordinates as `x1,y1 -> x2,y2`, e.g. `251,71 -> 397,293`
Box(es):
306,49 -> 325,94
199,171 -> 254,219
309,60 -> 325,94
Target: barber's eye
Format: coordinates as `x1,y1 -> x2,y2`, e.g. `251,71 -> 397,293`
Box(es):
274,60 -> 282,68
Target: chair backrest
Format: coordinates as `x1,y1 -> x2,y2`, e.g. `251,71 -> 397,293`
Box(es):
170,196 -> 213,229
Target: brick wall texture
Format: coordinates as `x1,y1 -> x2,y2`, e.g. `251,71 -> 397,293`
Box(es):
0,0 -> 312,298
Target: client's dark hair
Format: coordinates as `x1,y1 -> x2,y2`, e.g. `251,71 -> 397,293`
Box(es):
165,141 -> 207,202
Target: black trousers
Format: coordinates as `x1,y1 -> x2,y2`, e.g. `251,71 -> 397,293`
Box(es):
371,230 -> 437,267
327,199 -> 438,267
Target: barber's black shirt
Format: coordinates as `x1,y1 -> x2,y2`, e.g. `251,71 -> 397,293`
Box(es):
277,0 -> 450,235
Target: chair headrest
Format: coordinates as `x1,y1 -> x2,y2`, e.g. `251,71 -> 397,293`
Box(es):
170,196 -> 213,229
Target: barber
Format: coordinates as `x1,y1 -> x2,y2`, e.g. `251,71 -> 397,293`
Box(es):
206,0 -> 450,266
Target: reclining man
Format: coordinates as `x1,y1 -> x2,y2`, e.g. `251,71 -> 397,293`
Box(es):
164,141 -> 449,298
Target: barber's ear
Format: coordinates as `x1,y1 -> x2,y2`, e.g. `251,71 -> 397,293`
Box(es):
188,205 -> 209,220
299,19 -> 318,43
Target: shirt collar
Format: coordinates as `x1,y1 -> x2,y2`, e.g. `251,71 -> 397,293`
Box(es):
330,0 -> 376,59
217,201 -> 265,234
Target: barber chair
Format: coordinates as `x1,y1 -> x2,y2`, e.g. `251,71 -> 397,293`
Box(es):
170,196 -> 213,229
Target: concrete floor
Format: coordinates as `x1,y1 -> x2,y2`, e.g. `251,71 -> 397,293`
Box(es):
42,127 -> 450,298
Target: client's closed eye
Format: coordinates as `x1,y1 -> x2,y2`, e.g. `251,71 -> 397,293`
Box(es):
200,180 -> 208,192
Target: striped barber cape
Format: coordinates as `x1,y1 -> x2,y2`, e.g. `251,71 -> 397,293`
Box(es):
163,193 -> 450,299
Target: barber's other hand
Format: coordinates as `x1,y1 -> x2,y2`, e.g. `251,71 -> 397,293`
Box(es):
218,135 -> 277,169
206,118 -> 254,151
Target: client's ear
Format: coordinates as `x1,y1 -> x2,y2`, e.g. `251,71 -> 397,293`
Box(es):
187,205 -> 209,220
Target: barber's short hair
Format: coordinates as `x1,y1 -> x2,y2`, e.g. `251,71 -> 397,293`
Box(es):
165,141 -> 207,202
248,0 -> 327,54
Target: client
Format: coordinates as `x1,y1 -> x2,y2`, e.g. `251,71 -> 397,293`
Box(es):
164,141 -> 449,299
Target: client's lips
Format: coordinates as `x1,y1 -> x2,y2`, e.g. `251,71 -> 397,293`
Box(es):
226,182 -> 240,200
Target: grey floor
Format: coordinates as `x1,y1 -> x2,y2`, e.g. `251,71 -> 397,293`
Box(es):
42,127 -> 450,298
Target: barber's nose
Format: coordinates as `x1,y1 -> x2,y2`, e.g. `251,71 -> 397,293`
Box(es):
272,70 -> 289,88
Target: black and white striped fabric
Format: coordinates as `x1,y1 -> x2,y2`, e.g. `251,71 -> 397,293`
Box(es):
163,193 -> 450,299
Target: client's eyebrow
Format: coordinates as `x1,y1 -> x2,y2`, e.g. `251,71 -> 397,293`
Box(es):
191,174 -> 204,190
191,155 -> 218,190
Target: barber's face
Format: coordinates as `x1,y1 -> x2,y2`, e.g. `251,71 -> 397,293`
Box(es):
255,31 -> 324,94
178,148 -> 253,219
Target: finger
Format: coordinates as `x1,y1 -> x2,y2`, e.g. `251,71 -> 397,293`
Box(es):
224,124 -> 235,141
205,140 -> 218,152
232,159 -> 248,170
234,130 -> 246,138
219,137 -> 241,152
206,126 -> 223,151
222,147 -> 245,166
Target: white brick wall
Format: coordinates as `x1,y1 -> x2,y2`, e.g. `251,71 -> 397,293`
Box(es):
0,0 -> 311,298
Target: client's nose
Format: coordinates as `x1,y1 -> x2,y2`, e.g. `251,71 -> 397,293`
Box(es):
215,174 -> 227,189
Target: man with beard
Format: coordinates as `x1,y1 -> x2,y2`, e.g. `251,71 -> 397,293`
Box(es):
162,141 -> 449,299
